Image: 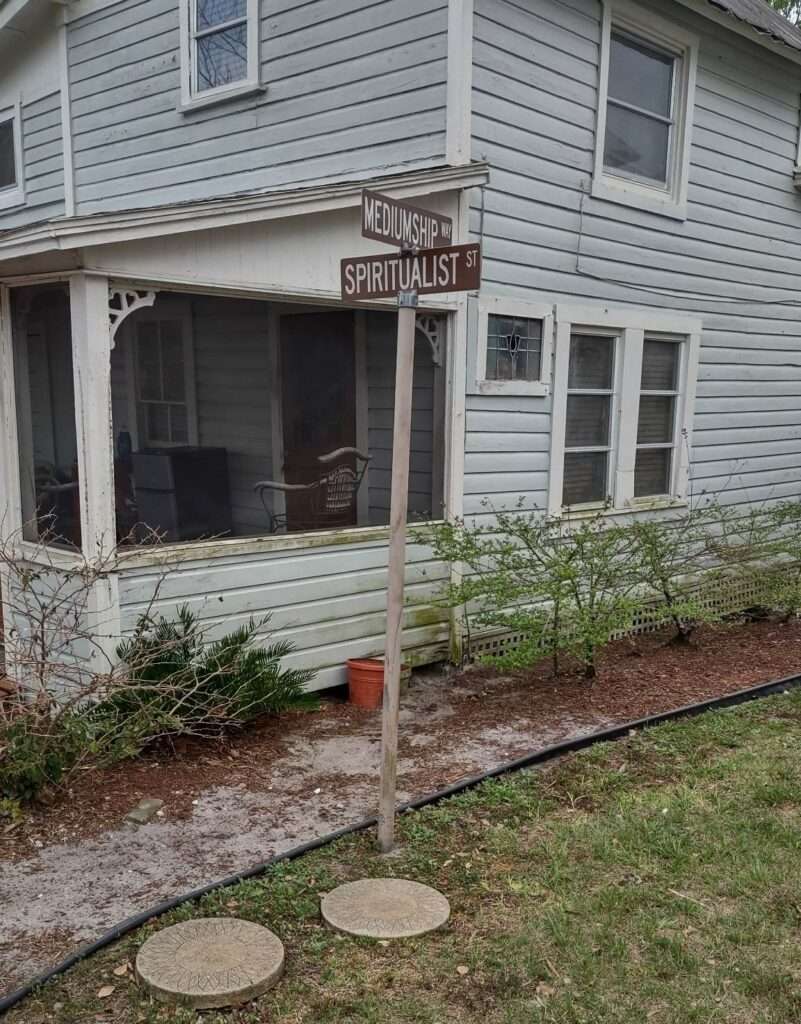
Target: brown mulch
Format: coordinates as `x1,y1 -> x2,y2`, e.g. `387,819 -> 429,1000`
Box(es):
4,617 -> 801,861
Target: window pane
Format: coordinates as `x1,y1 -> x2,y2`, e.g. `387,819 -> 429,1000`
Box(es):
143,403 -> 170,444
486,314 -> 542,382
603,103 -> 670,184
136,324 -> 162,401
169,404 -> 189,443
196,24 -> 248,91
641,339 -> 679,391
565,394 -> 611,448
0,119 -> 15,190
608,32 -> 674,118
568,334 -> 614,389
637,395 -> 675,444
635,448 -> 671,497
196,0 -> 246,29
563,451 -> 608,506
160,321 -> 186,402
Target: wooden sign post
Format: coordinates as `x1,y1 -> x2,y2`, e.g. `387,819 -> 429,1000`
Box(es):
342,191 -> 481,853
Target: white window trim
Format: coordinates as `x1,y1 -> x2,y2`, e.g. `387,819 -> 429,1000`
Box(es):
548,304 -> 701,518
0,101 -> 25,212
178,0 -> 263,113
470,295 -> 553,396
592,0 -> 698,221
123,298 -> 199,449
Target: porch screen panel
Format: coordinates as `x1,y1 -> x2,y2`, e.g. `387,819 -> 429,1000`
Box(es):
11,284 -> 81,549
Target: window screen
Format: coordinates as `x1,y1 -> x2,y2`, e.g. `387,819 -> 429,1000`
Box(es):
634,338 -> 680,498
562,334 -> 615,507
485,314 -> 542,382
603,31 -> 676,186
0,119 -> 16,191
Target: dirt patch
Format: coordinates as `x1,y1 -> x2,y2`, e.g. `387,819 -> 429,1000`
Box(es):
2,617 -> 801,996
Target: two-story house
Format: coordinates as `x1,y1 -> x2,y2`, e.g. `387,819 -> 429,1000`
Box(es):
1,0 -> 800,687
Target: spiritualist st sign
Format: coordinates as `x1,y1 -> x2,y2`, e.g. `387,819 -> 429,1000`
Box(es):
361,189 -> 453,249
341,243 -> 481,301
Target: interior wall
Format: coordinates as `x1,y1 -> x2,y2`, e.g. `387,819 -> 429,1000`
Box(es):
112,294 -> 274,537
366,311 -> 436,525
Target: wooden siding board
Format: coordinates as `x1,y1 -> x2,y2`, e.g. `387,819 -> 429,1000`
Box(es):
470,0 -> 801,516
67,0 -> 449,213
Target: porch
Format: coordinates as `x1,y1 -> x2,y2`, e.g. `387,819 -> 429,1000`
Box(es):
0,276 -> 455,689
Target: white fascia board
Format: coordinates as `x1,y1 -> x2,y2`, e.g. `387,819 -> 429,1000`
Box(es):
674,0 -> 801,66
0,162 -> 490,262
0,0 -> 35,34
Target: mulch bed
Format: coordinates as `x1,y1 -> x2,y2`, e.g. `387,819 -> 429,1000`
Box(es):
4,617 -> 801,861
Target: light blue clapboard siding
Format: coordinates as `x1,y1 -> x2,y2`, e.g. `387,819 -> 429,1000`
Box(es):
67,0 -> 449,214
0,91 -> 65,232
469,0 -> 801,515
366,312 -> 436,524
117,537 -> 450,690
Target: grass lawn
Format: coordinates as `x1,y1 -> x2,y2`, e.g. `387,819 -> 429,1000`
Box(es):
10,690 -> 801,1024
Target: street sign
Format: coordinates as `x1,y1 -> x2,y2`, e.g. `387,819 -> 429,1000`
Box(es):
341,243 -> 481,301
344,191 -> 481,855
362,189 -> 453,249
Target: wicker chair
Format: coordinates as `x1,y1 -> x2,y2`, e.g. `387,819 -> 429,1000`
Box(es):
254,447 -> 370,533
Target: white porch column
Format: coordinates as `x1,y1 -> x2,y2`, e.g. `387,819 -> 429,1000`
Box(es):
69,273 -> 116,563
70,273 -> 121,671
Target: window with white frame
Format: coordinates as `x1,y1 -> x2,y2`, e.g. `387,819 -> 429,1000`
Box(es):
472,297 -> 553,396
134,319 -> 193,445
0,104 -> 24,210
563,332 -> 618,507
635,336 -> 681,498
592,0 -> 697,219
549,307 -> 701,516
181,0 -> 260,106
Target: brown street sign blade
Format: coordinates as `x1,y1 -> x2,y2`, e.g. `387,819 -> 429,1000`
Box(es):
341,243 -> 481,301
362,189 -> 454,250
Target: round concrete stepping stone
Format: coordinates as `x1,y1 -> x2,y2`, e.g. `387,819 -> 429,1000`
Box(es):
135,917 -> 284,1009
321,878 -> 450,939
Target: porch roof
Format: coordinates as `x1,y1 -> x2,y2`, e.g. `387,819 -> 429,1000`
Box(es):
0,163 -> 490,266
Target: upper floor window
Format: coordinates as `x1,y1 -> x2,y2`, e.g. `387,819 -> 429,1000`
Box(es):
180,0 -> 260,110
549,305 -> 702,516
0,104 -> 24,210
592,1 -> 697,220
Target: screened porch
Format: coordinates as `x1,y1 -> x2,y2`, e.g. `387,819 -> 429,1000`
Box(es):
11,284 -> 447,553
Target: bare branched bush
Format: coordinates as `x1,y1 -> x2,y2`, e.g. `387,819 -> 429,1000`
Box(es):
0,527 -> 313,806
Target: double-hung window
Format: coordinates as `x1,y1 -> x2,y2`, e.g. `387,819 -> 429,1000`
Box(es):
592,0 -> 697,219
550,307 -> 701,516
0,103 -> 24,211
180,0 -> 260,108
563,333 -> 617,507
132,313 -> 197,447
635,337 -> 681,498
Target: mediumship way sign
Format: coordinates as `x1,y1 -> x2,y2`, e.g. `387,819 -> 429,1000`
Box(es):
341,243 -> 481,301
361,189 -> 453,249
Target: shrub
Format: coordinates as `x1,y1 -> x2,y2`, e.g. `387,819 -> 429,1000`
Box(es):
428,507 -> 639,679
762,501 -> 801,621
627,504 -> 722,645
106,606 -> 315,751
0,606 -> 314,804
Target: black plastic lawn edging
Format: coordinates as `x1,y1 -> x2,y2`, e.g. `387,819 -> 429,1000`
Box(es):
2,669 -> 801,1017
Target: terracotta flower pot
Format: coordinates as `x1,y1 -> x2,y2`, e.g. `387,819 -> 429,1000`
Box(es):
346,658 -> 411,709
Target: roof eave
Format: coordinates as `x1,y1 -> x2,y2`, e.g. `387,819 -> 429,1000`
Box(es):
676,0 -> 801,63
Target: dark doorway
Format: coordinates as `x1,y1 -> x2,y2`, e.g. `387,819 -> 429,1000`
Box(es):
280,312 -> 357,530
